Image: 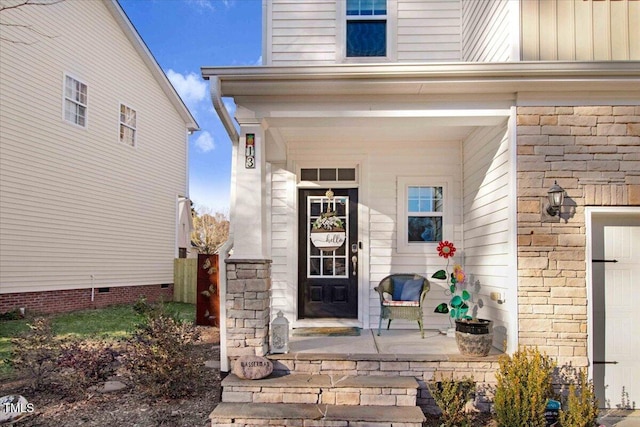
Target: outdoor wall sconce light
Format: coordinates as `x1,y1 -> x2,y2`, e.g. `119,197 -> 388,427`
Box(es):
546,181 -> 565,216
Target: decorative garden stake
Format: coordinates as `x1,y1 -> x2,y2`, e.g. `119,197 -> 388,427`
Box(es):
433,241 -> 471,334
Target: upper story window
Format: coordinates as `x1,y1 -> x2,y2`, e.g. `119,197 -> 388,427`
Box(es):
119,104 -> 137,146
346,0 -> 387,57
64,75 -> 87,127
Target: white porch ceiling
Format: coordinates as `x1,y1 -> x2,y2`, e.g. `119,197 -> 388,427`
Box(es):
265,114 -> 507,144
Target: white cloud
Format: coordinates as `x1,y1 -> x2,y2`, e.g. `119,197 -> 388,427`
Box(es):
194,131 -> 215,153
166,69 -> 207,111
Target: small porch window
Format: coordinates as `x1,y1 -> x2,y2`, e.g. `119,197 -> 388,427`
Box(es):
407,186 -> 443,243
397,177 -> 451,254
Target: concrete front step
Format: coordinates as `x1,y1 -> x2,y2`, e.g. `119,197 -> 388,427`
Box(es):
210,402 -> 426,427
221,374 -> 419,406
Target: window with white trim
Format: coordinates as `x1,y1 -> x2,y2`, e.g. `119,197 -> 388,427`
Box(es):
64,75 -> 87,127
346,0 -> 387,57
119,104 -> 137,146
397,177 -> 451,253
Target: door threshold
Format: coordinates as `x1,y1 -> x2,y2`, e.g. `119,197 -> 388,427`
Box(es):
293,319 -> 361,329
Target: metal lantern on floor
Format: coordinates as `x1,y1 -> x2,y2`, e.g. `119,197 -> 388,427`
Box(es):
270,311 -> 289,354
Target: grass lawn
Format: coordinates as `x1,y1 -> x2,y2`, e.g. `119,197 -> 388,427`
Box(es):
0,302 -> 195,376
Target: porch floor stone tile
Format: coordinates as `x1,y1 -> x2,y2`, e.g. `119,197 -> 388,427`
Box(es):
281,329 -> 502,361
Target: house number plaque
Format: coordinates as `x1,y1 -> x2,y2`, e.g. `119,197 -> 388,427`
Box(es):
245,134 -> 255,169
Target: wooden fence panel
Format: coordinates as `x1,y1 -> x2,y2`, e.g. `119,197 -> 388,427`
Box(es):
173,258 -> 197,304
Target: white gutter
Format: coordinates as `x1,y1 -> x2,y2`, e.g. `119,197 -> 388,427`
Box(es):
208,77 -> 239,373
202,61 -> 640,81
209,77 -> 239,143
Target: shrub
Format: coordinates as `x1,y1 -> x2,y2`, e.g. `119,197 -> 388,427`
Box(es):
427,374 -> 475,427
493,346 -> 557,427
58,339 -> 120,395
123,310 -> 201,398
559,368 -> 599,427
9,318 -> 61,390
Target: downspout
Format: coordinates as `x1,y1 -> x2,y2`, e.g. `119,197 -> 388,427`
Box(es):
209,76 -> 239,373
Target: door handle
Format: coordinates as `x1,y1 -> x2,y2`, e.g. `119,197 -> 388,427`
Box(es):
351,255 -> 357,275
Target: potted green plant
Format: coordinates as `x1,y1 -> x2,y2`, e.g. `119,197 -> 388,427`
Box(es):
432,241 -> 493,356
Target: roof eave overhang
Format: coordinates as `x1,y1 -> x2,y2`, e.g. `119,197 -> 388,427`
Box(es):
201,61 -> 640,98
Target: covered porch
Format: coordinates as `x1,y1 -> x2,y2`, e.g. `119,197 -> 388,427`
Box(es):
286,328 -> 502,357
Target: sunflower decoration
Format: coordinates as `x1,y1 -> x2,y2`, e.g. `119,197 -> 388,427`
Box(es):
433,241 -> 472,320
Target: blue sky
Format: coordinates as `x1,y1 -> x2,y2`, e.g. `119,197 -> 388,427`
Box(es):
119,0 -> 262,214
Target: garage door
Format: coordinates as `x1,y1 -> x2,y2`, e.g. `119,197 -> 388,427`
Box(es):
592,214 -> 640,409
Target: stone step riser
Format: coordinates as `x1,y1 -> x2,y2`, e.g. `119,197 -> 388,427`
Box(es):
222,386 -> 417,406
214,421 -> 423,427
210,403 -> 426,427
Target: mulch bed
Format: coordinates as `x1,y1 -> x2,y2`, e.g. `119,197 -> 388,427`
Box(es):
0,327 -> 221,427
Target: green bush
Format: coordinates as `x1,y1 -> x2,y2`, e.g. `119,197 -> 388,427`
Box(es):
427,374 -> 475,427
9,318 -> 61,390
559,368 -> 599,427
123,310 -> 201,398
493,346 -> 557,427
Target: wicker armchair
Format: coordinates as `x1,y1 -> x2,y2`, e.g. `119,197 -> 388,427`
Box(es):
374,274 -> 430,338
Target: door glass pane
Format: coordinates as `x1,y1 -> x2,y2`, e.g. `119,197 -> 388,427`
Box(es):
308,194 -> 349,278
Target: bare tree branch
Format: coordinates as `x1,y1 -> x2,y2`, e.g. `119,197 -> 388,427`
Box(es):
191,208 -> 230,255
0,0 -> 65,44
0,0 -> 65,13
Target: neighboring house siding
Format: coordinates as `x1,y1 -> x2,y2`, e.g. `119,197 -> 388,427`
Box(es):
0,1 -> 187,294
397,0 -> 462,62
516,105 -> 640,366
267,0 -> 337,65
462,122 -> 511,349
521,0 -> 640,61
461,0 -> 512,62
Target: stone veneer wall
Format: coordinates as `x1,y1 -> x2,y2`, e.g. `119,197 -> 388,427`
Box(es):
270,355 -> 500,413
516,105 -> 640,366
225,259 -> 272,358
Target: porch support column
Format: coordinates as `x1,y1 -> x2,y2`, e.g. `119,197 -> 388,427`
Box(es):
225,258 -> 271,357
230,120 -> 269,260
225,118 -> 272,359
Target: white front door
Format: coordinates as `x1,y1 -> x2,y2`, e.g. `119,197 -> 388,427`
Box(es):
592,212 -> 640,409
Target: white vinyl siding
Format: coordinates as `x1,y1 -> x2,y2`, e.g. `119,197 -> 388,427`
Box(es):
462,0 -> 513,62
267,0 -> 337,65
0,1 -> 188,293
266,0 -> 464,64
396,0 -> 462,61
461,121 -> 511,348
521,0 -> 640,61
270,165 -> 295,322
